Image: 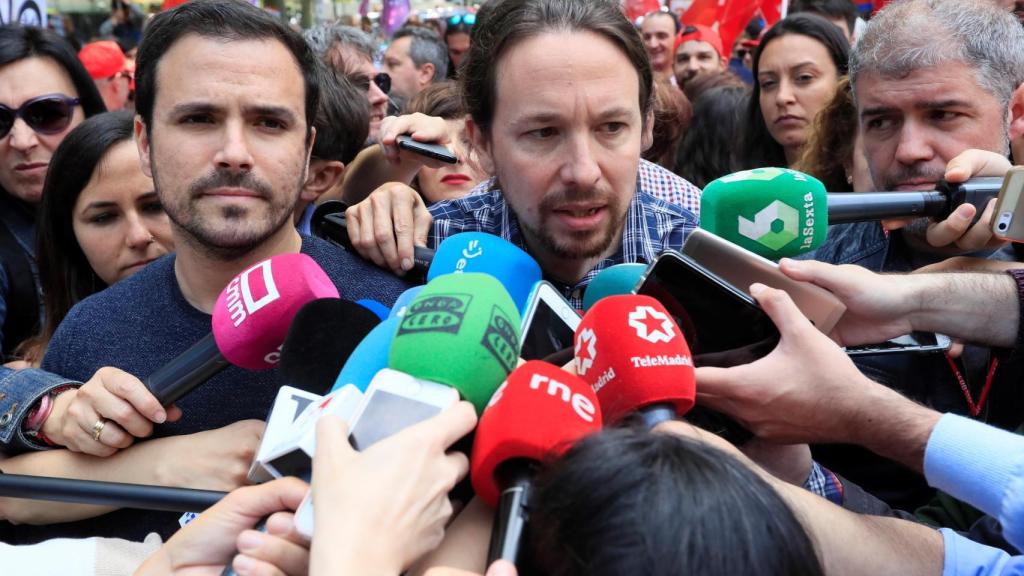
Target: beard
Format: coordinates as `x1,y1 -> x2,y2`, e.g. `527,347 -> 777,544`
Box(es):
156,165 -> 300,261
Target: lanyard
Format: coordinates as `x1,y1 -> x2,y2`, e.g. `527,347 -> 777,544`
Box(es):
944,353 -> 999,417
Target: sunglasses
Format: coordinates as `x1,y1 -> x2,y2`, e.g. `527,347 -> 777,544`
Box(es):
373,72 -> 391,95
0,94 -> 80,139
448,13 -> 476,26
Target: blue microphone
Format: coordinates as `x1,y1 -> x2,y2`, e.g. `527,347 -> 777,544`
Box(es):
356,299 -> 390,321
387,286 -> 424,319
427,232 -> 542,315
329,316 -> 399,393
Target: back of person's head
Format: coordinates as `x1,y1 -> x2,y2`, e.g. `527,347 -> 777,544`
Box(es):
304,23 -> 377,70
680,69 -> 745,104
738,13 -> 849,169
850,0 -> 1024,109
793,75 -> 857,191
392,26 -> 449,82
643,81 -> 691,169
407,80 -> 464,119
529,428 -> 824,576
462,0 -> 653,135
675,85 -> 748,188
311,65 -> 368,165
34,110 -> 135,357
0,25 -> 105,117
790,0 -> 859,37
134,0 -> 320,137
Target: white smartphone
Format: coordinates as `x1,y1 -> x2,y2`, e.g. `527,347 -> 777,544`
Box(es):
682,228 -> 847,334
347,368 -> 460,450
991,167 -> 1024,241
518,281 -> 581,362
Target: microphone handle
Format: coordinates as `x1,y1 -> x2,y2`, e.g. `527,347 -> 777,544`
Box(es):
144,332 -> 232,406
488,468 -> 533,566
317,212 -> 434,283
826,192 -> 946,224
0,473 -> 224,512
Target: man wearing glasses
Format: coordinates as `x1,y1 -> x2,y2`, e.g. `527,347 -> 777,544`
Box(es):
305,24 -> 390,144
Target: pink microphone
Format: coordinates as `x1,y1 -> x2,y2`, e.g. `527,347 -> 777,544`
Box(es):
146,253 -> 339,405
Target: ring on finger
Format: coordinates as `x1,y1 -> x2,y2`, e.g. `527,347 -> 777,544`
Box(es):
92,419 -> 107,442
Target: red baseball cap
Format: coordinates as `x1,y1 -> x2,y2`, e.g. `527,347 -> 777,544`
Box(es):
78,41 -> 128,80
674,24 -> 725,59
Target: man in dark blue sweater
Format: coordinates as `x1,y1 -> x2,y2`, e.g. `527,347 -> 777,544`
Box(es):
7,0 -> 408,543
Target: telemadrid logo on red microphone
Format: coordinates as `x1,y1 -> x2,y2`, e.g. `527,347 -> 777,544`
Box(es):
628,305 -> 676,344
575,328 -> 597,376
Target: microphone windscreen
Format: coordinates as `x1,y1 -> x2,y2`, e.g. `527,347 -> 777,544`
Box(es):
277,298 -> 381,395
212,253 -> 340,370
575,295 -> 695,424
427,232 -> 542,315
582,264 -> 646,311
387,286 -> 424,319
389,272 -> 521,413
331,316 -> 398,393
471,361 -> 601,507
356,299 -> 390,321
701,167 -> 827,260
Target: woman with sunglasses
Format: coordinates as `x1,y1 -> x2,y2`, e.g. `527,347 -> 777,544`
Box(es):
0,26 -> 105,357
444,13 -> 474,78
735,13 -> 850,170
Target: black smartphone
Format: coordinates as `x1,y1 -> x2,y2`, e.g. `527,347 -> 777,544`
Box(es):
519,281 -> 581,362
635,250 -> 781,444
396,135 -> 458,164
844,332 -> 952,356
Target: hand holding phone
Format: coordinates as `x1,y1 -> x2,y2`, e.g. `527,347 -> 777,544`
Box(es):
396,135 -> 458,165
991,167 -> 1024,241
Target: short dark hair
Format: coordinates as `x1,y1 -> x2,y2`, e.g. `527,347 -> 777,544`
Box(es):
34,111 -> 136,359
790,0 -> 859,36
0,25 -> 105,118
462,0 -> 653,135
311,66 -> 368,165
134,0 -> 320,138
407,80 -> 463,119
737,13 -> 849,170
530,428 -> 825,576
675,85 -> 749,188
642,10 -> 680,34
393,26 -> 449,82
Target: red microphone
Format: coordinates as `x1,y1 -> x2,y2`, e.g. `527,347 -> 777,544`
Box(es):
145,253 -> 340,405
471,360 -> 602,565
574,294 -> 695,427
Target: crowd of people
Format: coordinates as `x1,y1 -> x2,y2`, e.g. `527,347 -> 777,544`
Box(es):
1,0 -> 1024,573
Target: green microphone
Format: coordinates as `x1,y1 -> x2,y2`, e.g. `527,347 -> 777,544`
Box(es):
701,167 -> 828,260
389,272 -> 522,413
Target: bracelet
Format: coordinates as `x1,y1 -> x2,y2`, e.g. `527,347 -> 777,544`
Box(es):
23,384 -> 79,446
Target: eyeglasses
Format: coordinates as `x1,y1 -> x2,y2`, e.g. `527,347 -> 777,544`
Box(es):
448,13 -> 476,27
373,72 -> 391,95
0,94 -> 80,139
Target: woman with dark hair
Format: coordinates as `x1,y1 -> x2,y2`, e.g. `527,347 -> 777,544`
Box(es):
444,14 -> 474,78
794,76 -> 874,192
528,428 -> 825,576
16,111 -> 172,365
0,25 -> 106,361
736,13 -> 849,170
675,84 -> 748,188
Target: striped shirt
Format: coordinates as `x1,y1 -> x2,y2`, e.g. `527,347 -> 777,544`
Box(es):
427,160 -> 700,309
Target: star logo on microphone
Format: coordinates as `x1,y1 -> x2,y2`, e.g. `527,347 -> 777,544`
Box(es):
628,306 -> 675,344
575,328 -> 597,376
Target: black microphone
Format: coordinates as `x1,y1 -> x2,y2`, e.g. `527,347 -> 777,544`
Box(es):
0,472 -> 225,512
828,177 -> 1004,224
311,200 -> 435,282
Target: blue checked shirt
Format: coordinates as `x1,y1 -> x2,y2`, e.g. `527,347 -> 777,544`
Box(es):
427,160 -> 700,309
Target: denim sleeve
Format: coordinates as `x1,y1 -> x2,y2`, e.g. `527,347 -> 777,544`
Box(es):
0,366 -> 81,453
0,263 -> 8,354
941,529 -> 1024,576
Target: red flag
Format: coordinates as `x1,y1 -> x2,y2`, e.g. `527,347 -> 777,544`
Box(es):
760,0 -> 786,25
681,0 -> 725,26
716,0 -> 760,61
625,0 -> 664,22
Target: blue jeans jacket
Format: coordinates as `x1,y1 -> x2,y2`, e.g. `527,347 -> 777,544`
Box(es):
0,366 -> 79,452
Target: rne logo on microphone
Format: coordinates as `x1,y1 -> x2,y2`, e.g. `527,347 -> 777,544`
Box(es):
397,293 -> 472,336
481,305 -> 518,374
528,373 -> 596,423
575,328 -> 597,376
226,259 -> 281,328
628,306 -> 675,344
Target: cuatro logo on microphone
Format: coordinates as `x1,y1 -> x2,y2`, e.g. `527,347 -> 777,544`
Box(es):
481,305 -> 519,374
397,293 -> 472,336
628,305 -> 676,344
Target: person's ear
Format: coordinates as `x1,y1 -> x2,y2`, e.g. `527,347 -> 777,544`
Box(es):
465,115 -> 494,175
1008,82 -> 1024,141
302,159 -> 345,203
134,115 -> 152,178
417,62 -> 436,89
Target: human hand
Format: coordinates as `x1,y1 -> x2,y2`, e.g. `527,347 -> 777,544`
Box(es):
345,182 -> 432,275
43,367 -> 182,457
695,283 -> 882,445
379,113 -> 456,168
310,402 -> 476,576
424,561 -> 519,576
154,420 -> 265,492
3,360 -> 32,370
135,477 -> 309,576
882,149 -> 1011,252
